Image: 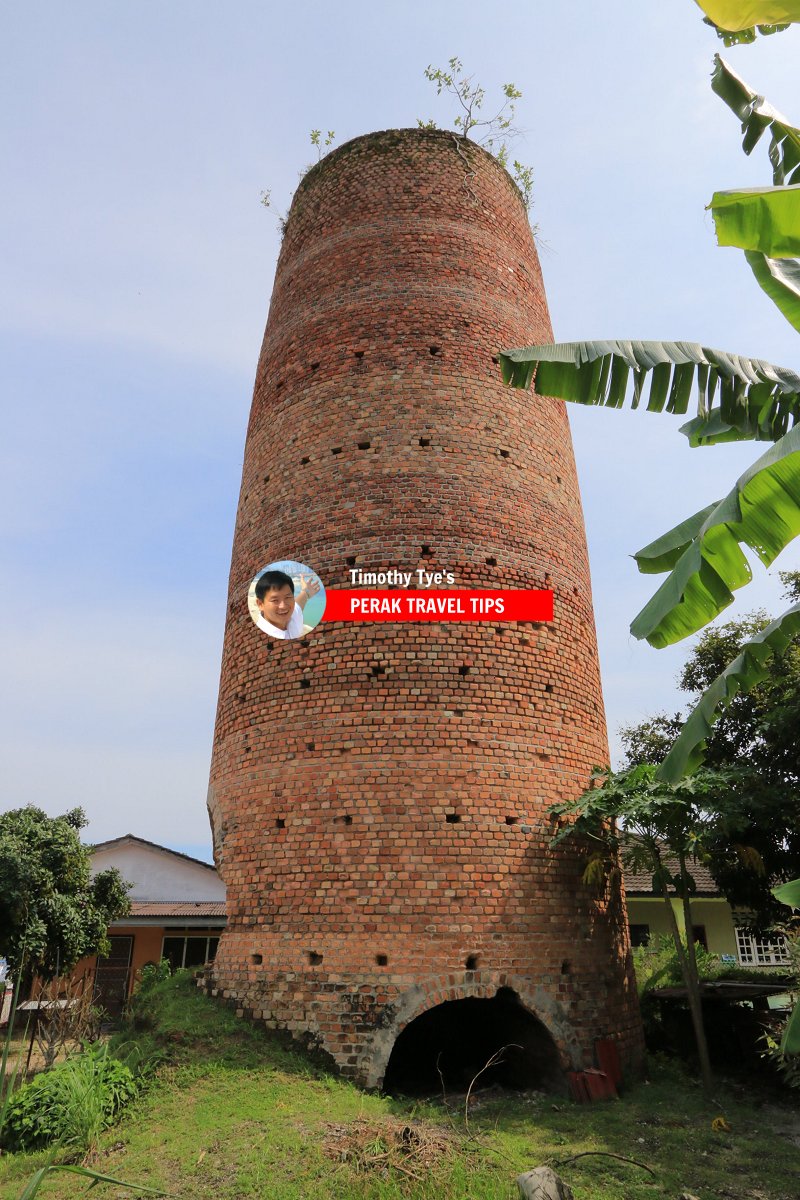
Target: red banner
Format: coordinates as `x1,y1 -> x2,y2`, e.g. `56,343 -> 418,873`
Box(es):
322,589 -> 553,623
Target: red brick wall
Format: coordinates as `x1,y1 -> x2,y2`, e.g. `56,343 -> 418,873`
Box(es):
206,128 -> 643,1085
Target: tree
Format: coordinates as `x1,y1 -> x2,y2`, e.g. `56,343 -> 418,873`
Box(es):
551,764 -> 750,1095
0,807 -> 130,978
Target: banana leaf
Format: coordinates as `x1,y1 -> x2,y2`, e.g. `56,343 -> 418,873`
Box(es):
657,603 -> 800,781
695,0 -> 800,28
631,425 -> 800,647
710,186 -> 800,258
499,341 -> 800,443
744,251 -> 800,335
771,876 -> 800,1053
703,17 -> 790,41
773,877 -> 800,908
711,55 -> 800,185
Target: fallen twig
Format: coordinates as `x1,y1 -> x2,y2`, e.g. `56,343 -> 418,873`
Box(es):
551,1150 -> 656,1178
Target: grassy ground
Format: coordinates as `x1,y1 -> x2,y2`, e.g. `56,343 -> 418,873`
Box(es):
1,972 -> 797,1200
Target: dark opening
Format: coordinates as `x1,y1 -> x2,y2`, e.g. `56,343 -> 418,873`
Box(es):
275,818 -> 285,829
465,955 -> 479,970
358,441 -> 371,450
382,988 -> 562,1096
499,449 -> 510,458
486,556 -> 497,566
354,350 -> 365,359
376,954 -> 388,966
445,812 -> 461,824
307,950 -> 323,966
311,362 -> 320,370
301,456 -> 310,465
346,556 -> 356,567
300,678 -> 311,688
458,665 -> 470,676
505,816 -> 519,826
419,437 -> 430,447
251,953 -> 262,965
429,345 -> 441,356
331,447 -> 342,455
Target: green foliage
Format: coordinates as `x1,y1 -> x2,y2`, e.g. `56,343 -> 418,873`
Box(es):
309,128 -> 335,159
623,599 -> 800,923
421,57 -> 535,210
0,807 -> 130,978
1,1044 -> 138,1154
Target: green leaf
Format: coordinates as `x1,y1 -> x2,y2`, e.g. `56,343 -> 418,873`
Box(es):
657,603 -> 800,780
744,251 -> 800,335
17,1165 -> 165,1199
631,428 -> 800,647
709,186 -> 800,258
695,0 -> 800,29
772,876 -> 800,908
499,341 -> 800,443
711,56 -> 800,185
781,1000 -> 800,1053
703,17 -> 790,43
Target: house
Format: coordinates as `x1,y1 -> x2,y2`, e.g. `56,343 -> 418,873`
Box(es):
77,835 -> 226,1013
624,855 -> 790,967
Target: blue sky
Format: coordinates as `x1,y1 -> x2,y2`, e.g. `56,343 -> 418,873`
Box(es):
3,3 -> 799,861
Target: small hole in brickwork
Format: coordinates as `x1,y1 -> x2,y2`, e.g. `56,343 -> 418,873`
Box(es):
263,474 -> 270,483
420,544 -> 433,558
557,475 -> 562,484
243,493 -> 249,504
300,678 -> 311,688
275,818 -> 285,829
311,362 -> 320,371
545,684 -> 554,693
419,437 -> 430,447
491,356 -> 499,365
358,441 -> 371,450
306,742 -> 315,751
331,446 -> 342,455
561,960 -> 571,975
486,556 -> 497,566
573,586 -> 578,595
455,708 -> 464,717
301,456 -> 310,465
353,350 -> 365,359
307,950 -> 323,966
371,665 -> 386,676
505,816 -> 519,826
458,665 -> 470,676
346,555 -> 356,566
429,345 -> 441,356
544,573 -> 551,586
445,812 -> 461,824
335,814 -> 353,825
251,953 -> 262,965
465,955 -> 479,970
276,380 -> 285,390
376,954 -> 388,966
499,449 -> 510,459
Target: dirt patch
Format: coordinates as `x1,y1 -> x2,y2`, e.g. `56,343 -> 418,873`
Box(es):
323,1116 -> 456,1181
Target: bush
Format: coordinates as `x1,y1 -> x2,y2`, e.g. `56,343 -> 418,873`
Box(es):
0,1043 -> 138,1153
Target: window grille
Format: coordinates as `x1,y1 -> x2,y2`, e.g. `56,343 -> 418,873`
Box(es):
735,928 -> 789,967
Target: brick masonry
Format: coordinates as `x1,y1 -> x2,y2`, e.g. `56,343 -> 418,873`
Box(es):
205,128 -> 644,1087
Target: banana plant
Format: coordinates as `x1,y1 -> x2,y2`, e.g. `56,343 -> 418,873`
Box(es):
500,10 -> 800,781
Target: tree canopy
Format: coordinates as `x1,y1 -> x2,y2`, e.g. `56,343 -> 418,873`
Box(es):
0,806 -> 130,978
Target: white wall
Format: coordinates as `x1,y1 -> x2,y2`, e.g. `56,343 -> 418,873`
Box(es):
91,840 -> 225,901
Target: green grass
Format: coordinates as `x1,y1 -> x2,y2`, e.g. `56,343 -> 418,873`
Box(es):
1,972 -> 797,1200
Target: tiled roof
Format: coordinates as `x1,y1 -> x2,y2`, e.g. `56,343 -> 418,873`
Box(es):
126,901 -> 226,918
623,855 -> 718,896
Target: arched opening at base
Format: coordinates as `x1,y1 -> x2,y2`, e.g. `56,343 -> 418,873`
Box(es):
382,987 -> 563,1096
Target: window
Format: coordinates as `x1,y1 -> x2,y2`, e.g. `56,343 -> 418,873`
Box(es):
692,925 -> 708,951
735,928 -> 790,967
629,924 -> 650,948
162,935 -> 220,971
